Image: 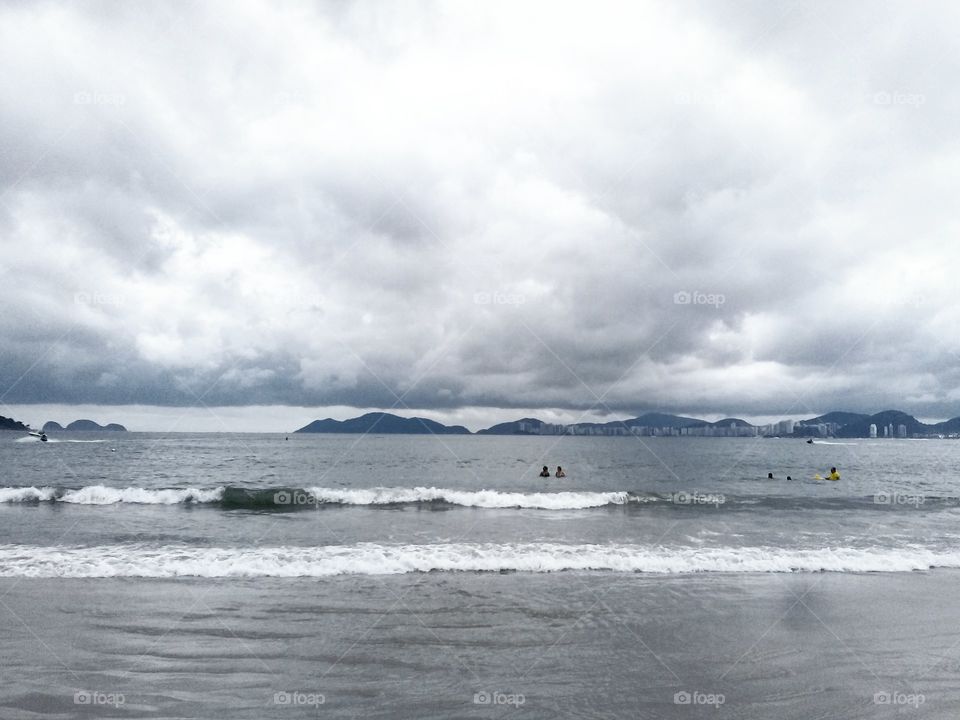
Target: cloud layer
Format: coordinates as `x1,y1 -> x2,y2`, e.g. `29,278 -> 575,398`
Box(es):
2,0 -> 960,422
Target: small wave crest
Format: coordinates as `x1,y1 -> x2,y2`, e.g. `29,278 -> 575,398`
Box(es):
0,485 -> 224,505
0,542 -> 954,577
294,487 -> 632,509
14,437 -> 104,443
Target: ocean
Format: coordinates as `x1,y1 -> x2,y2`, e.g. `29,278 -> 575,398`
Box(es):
1,432 -> 959,718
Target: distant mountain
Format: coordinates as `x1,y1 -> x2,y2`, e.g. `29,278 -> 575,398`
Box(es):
930,417 -> 960,434
690,418 -> 753,427
623,413 -> 704,428
295,412 -> 470,435
47,420 -> 127,432
836,410 -> 925,438
477,412 -> 732,435
799,411 -> 869,427
0,415 -> 29,432
477,418 -> 549,435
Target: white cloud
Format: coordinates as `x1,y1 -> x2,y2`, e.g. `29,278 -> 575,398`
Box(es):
2,0 -> 960,424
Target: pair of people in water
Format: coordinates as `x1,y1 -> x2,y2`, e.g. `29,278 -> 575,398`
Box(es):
539,465 -> 565,478
767,467 -> 839,481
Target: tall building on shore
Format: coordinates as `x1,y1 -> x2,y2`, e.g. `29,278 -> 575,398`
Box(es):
869,424 -> 877,438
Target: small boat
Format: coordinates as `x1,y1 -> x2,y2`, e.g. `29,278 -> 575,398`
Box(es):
28,431 -> 48,442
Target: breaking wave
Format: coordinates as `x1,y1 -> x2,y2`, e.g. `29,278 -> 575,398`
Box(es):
0,542 -> 955,577
2,486 -> 958,511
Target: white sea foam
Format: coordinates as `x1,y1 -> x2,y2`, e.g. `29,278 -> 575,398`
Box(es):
0,486 -> 638,509
61,486 -> 225,504
0,487 -> 60,502
13,437 -> 104,443
0,485 -> 224,504
0,543 -> 953,577
302,487 -> 633,509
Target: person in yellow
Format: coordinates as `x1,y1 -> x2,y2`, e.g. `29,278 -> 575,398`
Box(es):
814,467 -> 841,481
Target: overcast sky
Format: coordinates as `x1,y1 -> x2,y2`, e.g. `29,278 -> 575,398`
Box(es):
2,0 -> 959,432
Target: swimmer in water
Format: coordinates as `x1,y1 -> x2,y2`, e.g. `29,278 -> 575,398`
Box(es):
555,466 -> 566,478
539,465 -> 551,477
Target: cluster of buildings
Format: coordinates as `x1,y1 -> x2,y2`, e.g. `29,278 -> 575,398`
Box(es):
758,419 -> 794,437
514,420 -> 762,437
678,423 -> 756,437
527,419 -> 890,439
869,423 -> 908,438
515,421 -> 645,436
759,420 -> 845,438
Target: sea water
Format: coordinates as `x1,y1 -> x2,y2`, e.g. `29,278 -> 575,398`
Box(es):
1,432 -> 958,718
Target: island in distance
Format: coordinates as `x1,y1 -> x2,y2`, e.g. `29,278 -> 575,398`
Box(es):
0,415 -> 30,432
295,412 -> 470,435
295,410 -> 960,439
43,419 -> 127,432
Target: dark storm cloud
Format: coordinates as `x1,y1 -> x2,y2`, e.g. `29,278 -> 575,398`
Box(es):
2,0 -> 960,420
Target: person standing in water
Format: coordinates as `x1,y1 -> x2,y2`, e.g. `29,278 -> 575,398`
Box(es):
828,467 -> 840,480
555,466 -> 566,478
539,465 -> 551,477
